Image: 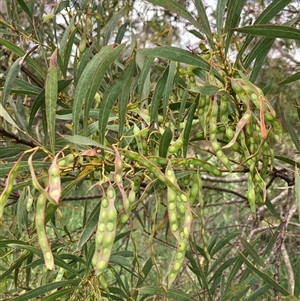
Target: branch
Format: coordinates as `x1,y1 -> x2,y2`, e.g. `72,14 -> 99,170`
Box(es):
0,127 -> 37,148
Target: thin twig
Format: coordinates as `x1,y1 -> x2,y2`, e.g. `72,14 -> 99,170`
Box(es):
0,127 -> 36,148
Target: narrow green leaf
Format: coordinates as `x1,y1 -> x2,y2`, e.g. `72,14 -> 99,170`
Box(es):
0,102 -> 19,129
137,55 -> 154,100
73,44 -> 125,136
183,98 -> 198,157
59,16 -> 75,62
263,223 -> 282,256
61,28 -> 77,78
98,55 -> 134,144
284,115 -> 300,151
146,0 -> 200,33
40,288 -> 75,301
193,0 -> 214,49
244,38 -> 274,69
239,252 -> 290,296
240,238 -> 265,267
0,252 -> 30,280
10,280 -> 79,301
234,25 -> 300,40
246,285 -> 271,301
137,258 -> 153,287
7,97 -> 28,131
29,79 -> 72,128
137,286 -> 197,301
150,65 -> 169,124
53,0 -> 70,14
224,0 -> 247,54
7,244 -> 79,275
16,0 -> 33,22
211,231 -> 240,256
221,283 -> 249,301
281,296 -> 300,301
3,78 -> 42,95
237,0 -> 293,60
118,54 -> 136,138
274,155 -> 300,168
189,84 -> 219,95
138,46 -> 224,83
1,58 -> 22,105
159,127 -> 173,158
294,254 -> 300,296
188,29 -> 205,40
16,188 -> 27,234
216,0 -> 227,37
262,78 -> 274,96
209,257 -> 237,284
105,8 -> 124,45
278,71 -> 300,85
163,61 -> 176,117
45,49 -> 58,155
77,201 -> 101,250
295,166 -> 300,224
61,135 -> 112,151
0,38 -> 45,80
74,44 -> 94,86
115,21 -> 129,44
208,247 -> 231,274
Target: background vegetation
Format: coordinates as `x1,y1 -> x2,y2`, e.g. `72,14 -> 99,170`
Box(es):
0,0 -> 300,300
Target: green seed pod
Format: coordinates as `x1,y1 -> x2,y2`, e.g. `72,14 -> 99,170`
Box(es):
92,186 -> 117,275
220,96 -> 229,125
168,135 -> 183,154
230,78 -> 244,94
35,193 -> 54,270
79,34 -> 87,53
57,153 -> 75,167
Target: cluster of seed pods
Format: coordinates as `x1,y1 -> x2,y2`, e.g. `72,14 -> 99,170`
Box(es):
227,73 -> 281,211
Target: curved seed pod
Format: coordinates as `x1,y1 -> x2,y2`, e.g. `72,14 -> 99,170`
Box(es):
198,95 -> 210,138
112,145 -> 128,211
265,112 -> 282,141
166,161 -> 193,287
210,98 -> 231,171
57,153 -> 76,168
237,130 -> 251,160
168,134 -> 184,154
26,187 -> 34,212
219,95 -> 229,125
36,193 -> 54,270
189,173 -> 199,207
172,158 -> 222,176
92,185 -> 117,275
148,156 -> 168,167
122,150 -> 188,197
28,149 -> 56,205
0,152 -> 24,220
222,110 -> 252,150
191,125 -> 226,141
48,152 -> 62,204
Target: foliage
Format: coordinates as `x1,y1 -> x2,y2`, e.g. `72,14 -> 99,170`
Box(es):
0,0 -> 300,300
